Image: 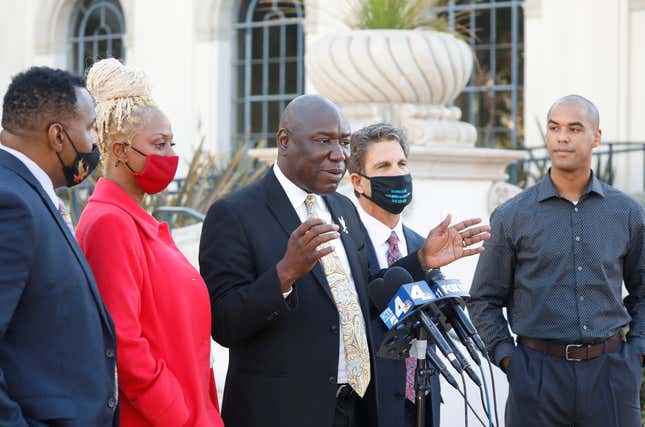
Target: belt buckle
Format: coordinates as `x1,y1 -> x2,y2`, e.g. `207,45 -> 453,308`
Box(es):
565,343 -> 583,361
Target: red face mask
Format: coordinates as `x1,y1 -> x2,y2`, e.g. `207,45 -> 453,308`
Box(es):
125,145 -> 179,194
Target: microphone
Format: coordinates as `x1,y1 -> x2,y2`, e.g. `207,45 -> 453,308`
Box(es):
367,277 -> 386,311
377,267 -> 437,328
449,317 -> 482,365
417,310 -> 464,373
425,344 -> 460,389
425,270 -> 488,354
376,267 -> 464,373
436,318 -> 481,386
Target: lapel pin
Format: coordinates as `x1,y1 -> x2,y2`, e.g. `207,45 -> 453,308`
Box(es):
338,216 -> 349,234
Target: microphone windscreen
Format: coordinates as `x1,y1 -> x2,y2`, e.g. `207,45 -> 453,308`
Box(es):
384,266 -> 414,285
382,266 -> 414,306
367,278 -> 388,312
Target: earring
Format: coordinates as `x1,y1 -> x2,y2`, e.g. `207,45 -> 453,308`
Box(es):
115,159 -> 121,167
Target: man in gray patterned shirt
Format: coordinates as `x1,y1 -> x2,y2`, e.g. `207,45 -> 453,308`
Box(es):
468,95 -> 645,427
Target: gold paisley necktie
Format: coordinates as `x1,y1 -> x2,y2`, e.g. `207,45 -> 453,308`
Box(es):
304,194 -> 371,397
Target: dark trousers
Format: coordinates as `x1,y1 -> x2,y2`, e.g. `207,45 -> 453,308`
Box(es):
505,340 -> 642,427
333,386 -> 367,427
333,383 -> 380,427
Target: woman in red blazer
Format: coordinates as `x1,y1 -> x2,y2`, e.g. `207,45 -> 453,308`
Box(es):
76,58 -> 224,427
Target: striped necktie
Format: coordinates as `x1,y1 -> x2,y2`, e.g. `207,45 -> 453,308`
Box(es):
387,231 -> 418,403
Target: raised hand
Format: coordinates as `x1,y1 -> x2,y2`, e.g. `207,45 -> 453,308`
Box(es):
418,215 -> 491,270
276,218 -> 340,291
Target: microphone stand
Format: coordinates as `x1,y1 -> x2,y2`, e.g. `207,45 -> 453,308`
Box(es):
412,328 -> 436,427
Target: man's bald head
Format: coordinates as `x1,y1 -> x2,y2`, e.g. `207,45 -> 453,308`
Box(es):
279,94 -> 347,133
276,94 -> 351,194
547,95 -> 599,130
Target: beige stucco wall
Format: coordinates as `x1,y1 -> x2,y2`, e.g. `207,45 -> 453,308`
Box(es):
524,0 -> 645,193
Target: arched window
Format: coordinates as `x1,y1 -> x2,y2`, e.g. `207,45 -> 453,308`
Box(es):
435,0 -> 524,149
233,0 -> 305,147
68,0 -> 126,76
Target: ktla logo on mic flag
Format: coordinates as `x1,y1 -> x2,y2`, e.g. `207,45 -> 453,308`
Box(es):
380,281 -> 435,329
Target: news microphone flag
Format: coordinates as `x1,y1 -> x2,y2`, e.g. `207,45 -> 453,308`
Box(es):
379,279 -> 468,329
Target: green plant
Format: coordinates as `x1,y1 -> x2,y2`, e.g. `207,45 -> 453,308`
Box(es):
58,140 -> 269,228
347,0 -> 470,36
145,138 -> 270,227
348,0 -> 436,30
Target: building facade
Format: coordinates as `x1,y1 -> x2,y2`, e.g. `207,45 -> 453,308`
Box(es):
2,1 -> 645,425
1,0 -> 643,191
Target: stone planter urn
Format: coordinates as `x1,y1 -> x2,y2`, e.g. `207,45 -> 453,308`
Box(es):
306,29 -> 477,145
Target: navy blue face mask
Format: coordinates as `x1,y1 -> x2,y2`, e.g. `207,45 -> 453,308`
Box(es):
360,173 -> 413,214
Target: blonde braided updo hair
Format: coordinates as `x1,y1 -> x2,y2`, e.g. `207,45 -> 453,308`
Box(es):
86,58 -> 157,160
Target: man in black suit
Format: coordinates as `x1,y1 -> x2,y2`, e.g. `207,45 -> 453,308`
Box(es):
199,95 -> 489,427
0,67 -> 118,426
349,123 -> 441,427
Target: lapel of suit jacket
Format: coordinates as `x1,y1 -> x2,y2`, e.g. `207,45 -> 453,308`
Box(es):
263,170 -> 334,302
358,220 -> 381,277
402,224 -> 424,253
0,151 -> 114,336
323,194 -> 371,317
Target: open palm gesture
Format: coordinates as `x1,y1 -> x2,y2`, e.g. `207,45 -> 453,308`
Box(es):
419,215 -> 491,269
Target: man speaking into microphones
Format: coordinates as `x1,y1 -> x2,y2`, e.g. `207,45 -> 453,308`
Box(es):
349,123 -> 490,427
201,99 -> 491,427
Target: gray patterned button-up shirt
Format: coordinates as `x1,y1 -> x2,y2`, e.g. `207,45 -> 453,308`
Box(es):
467,172 -> 645,365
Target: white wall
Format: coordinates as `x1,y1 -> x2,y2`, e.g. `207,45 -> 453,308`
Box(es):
627,0 -> 645,194
0,1 -> 35,113
2,0 -> 644,189
524,0 -> 645,193
0,0 -> 233,175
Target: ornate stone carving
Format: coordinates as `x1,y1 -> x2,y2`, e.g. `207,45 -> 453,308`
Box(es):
307,30 -> 473,105
487,181 -> 523,214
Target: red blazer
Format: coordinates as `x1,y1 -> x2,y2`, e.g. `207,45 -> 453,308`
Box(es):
77,178 -> 224,427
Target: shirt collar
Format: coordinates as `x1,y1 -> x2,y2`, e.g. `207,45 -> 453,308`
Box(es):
537,169 -> 605,202
586,171 -> 605,197
272,163 -> 325,212
0,143 -> 59,207
356,201 -> 404,246
89,177 -> 164,238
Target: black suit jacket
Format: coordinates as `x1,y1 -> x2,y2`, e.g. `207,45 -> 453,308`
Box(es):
362,221 -> 441,427
199,170 -> 425,427
0,150 -> 117,427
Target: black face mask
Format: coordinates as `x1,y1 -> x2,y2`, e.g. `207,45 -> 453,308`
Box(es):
55,126 -> 100,187
360,173 -> 413,214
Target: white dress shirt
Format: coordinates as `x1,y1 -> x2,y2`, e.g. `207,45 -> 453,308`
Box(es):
273,163 -> 367,384
356,202 -> 408,270
0,143 -> 61,208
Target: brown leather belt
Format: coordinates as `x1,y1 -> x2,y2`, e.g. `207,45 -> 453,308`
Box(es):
518,333 -> 621,361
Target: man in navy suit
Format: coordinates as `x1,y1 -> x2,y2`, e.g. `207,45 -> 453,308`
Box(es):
0,67 -> 118,426
199,95 -> 489,427
349,123 -> 441,427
